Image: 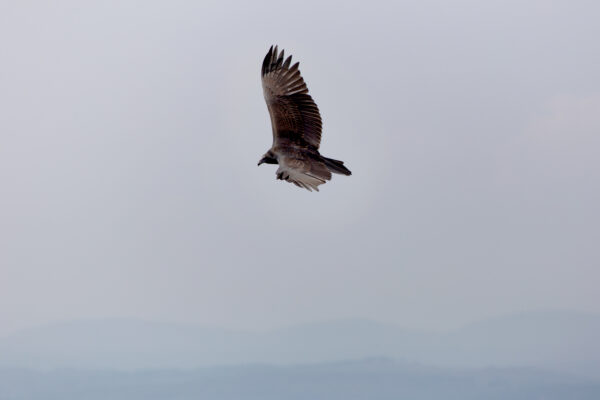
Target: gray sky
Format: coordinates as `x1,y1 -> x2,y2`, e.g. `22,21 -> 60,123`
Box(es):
1,0 -> 599,337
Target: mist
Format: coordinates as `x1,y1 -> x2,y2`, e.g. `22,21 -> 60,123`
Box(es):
1,2 -> 599,395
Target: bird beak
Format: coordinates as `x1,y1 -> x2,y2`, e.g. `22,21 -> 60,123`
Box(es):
257,159 -> 264,166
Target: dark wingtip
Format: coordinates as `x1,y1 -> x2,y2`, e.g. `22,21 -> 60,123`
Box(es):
263,45 -> 292,76
262,45 -> 274,76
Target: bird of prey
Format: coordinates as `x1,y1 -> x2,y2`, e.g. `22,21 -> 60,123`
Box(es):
258,45 -> 351,191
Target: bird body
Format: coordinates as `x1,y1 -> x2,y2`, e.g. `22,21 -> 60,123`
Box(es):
258,46 -> 351,191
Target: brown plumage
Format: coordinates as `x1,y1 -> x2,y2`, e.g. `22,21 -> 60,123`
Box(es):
258,45 -> 351,191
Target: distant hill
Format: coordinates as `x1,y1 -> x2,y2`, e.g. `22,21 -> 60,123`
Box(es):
0,311 -> 599,378
1,359 -> 599,400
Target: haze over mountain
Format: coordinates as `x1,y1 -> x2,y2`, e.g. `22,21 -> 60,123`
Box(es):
1,1 -> 598,398
1,311 -> 598,379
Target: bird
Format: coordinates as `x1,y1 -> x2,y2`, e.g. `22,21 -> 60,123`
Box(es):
258,45 -> 351,191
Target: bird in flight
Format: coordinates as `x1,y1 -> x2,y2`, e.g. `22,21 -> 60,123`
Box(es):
258,45 -> 351,191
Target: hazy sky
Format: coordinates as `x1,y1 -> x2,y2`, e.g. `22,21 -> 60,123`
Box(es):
1,0 -> 599,337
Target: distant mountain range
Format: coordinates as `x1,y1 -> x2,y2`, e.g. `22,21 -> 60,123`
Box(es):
1,311 -> 599,379
1,359 -> 599,400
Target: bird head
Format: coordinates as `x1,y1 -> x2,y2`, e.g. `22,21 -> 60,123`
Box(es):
258,151 -> 278,166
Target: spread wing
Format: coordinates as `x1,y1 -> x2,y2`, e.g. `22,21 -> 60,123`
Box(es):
261,46 -> 322,149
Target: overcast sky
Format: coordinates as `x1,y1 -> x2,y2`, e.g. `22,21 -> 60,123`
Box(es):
1,0 -> 599,337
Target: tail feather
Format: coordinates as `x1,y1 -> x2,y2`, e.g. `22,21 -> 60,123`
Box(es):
322,157 -> 351,176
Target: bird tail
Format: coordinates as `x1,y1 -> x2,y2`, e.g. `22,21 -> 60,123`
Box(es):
322,157 -> 351,176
